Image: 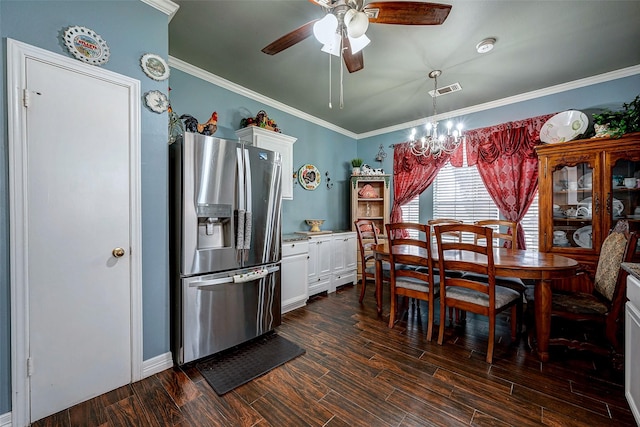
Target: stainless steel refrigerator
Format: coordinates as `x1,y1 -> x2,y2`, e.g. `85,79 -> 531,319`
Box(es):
170,131 -> 282,364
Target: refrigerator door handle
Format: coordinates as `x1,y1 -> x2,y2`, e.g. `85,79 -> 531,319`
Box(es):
189,276 -> 234,288
243,147 -> 252,250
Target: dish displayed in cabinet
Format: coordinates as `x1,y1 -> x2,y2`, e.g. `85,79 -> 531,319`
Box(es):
573,225 -> 593,248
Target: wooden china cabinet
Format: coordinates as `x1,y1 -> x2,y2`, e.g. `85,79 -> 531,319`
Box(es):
536,133 -> 640,292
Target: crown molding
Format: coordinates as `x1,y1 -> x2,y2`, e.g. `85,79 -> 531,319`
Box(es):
169,56 -> 640,141
140,0 -> 180,21
361,64 -> 640,140
168,56 -> 358,139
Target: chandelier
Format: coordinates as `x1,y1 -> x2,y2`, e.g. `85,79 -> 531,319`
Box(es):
410,70 -> 464,158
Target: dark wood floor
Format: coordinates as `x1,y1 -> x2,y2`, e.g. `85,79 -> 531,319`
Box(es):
33,283 -> 636,426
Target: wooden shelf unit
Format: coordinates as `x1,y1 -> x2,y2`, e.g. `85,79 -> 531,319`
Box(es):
350,175 -> 391,278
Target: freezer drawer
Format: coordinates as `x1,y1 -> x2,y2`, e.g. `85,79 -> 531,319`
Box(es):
178,265 -> 281,364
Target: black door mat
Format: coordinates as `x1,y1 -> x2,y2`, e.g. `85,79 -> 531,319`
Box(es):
196,332 -> 305,395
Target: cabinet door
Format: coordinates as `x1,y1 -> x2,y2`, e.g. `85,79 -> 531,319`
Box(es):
344,234 -> 357,270
332,236 -> 346,272
317,237 -> 332,276
281,253 -> 308,313
543,151 -> 601,253
605,149 -> 640,236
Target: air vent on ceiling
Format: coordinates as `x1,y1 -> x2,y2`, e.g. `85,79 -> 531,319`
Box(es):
428,82 -> 462,97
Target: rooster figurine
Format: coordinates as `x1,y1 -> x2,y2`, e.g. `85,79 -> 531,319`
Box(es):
180,112 -> 218,136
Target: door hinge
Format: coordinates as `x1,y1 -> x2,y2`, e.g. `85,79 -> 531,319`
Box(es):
27,357 -> 33,377
23,89 -> 30,108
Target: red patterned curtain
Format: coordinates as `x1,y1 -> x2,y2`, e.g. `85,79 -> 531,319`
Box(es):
390,142 -> 463,225
464,113 -> 555,249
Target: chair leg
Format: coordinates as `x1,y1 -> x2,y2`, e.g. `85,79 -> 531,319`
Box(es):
438,300 -> 446,345
359,276 -> 367,303
510,304 -> 518,341
487,314 -> 495,364
388,292 -> 396,328
426,298 -> 434,342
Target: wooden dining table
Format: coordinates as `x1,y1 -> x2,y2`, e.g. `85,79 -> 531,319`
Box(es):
372,242 -> 579,362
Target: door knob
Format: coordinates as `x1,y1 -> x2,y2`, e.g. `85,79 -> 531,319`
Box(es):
112,247 -> 125,258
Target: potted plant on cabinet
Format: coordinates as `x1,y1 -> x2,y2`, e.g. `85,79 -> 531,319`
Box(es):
592,94 -> 640,138
351,158 -> 363,175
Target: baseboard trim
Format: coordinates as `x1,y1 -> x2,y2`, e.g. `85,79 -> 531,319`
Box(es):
0,412 -> 11,427
142,352 -> 174,378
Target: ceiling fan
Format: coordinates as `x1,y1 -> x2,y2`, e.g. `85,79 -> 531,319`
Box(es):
261,0 -> 452,73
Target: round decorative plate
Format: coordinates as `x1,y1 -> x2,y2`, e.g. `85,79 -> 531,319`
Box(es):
63,26 -> 110,66
144,90 -> 169,113
298,164 -> 321,190
140,53 -> 170,81
540,110 -> 588,144
573,225 -> 593,249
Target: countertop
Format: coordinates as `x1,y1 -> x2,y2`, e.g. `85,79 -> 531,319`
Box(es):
622,262 -> 640,281
282,230 -> 354,242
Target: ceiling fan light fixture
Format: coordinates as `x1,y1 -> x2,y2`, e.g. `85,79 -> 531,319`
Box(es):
345,10 -> 369,38
321,32 -> 342,57
313,13 -> 338,45
476,37 -> 496,54
348,33 -> 370,54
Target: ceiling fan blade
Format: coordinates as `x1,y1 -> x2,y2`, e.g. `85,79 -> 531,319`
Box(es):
364,1 -> 452,25
343,36 -> 364,73
261,20 -> 318,55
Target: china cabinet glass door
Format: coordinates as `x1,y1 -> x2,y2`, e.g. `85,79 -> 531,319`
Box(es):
607,152 -> 640,236
551,159 -> 598,250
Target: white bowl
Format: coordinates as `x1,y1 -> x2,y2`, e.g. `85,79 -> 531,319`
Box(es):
540,111 -> 588,144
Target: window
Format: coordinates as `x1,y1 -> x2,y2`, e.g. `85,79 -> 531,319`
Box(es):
401,195 -> 420,237
433,150 -> 539,248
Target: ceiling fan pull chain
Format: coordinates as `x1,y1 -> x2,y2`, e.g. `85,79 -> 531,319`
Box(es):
340,36 -> 344,109
328,50 -> 332,109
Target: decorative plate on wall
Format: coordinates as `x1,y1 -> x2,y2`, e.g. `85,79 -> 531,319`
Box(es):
140,53 -> 170,81
298,164 -> 321,190
63,26 -> 110,66
144,90 -> 169,113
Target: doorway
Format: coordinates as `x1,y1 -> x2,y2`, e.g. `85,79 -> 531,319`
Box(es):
7,39 -> 142,425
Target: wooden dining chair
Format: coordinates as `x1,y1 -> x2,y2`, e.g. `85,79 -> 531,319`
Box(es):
385,222 -> 439,341
465,220 -> 526,299
549,220 -> 638,361
434,223 -> 522,363
427,218 -> 463,242
354,219 -> 389,303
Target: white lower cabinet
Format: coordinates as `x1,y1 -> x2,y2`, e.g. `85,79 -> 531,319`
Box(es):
305,232 -> 357,297
281,240 -> 309,314
331,232 -> 357,292
626,274 -> 640,425
307,235 -> 332,297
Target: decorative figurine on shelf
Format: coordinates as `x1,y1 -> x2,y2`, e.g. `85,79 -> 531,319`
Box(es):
240,109 -> 281,133
168,104 -> 183,145
180,112 -> 218,136
361,164 -> 384,175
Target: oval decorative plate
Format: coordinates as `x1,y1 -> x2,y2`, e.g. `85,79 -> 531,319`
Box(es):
540,110 -> 588,144
573,225 -> 593,249
298,164 -> 321,190
63,26 -> 110,66
140,53 -> 170,81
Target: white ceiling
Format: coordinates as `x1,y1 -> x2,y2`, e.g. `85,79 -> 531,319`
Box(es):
168,0 -> 640,135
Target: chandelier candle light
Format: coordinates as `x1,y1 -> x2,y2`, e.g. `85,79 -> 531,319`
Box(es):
410,70 -> 464,158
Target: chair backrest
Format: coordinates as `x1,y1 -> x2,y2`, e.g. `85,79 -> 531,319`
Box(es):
427,218 -> 463,242
594,220 -> 634,302
385,222 -> 434,282
434,223 -> 497,301
354,219 -> 380,267
474,219 -> 518,249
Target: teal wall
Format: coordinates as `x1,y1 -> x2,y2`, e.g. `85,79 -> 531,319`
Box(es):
0,0 -> 638,417
0,0 -> 171,414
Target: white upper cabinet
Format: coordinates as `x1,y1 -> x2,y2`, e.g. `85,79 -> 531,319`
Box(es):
236,126 -> 297,200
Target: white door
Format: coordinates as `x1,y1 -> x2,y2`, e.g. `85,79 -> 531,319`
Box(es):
8,39 -> 141,424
